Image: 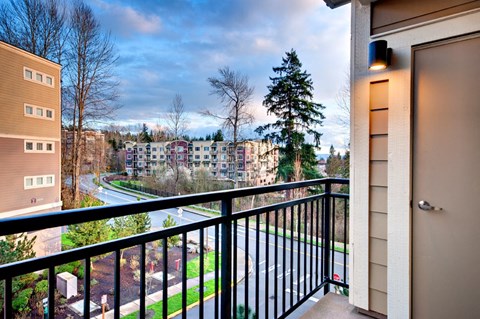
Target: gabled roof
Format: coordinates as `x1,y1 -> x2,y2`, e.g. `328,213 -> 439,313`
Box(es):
323,0 -> 351,9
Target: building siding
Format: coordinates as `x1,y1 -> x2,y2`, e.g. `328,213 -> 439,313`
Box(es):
0,41 -> 61,217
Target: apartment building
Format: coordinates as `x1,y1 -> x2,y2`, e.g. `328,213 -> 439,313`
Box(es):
0,41 -> 62,218
62,130 -> 105,174
125,139 -> 278,186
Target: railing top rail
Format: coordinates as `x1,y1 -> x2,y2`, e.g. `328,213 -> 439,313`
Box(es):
0,178 -> 348,236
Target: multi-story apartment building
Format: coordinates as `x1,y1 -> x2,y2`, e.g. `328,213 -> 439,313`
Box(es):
62,130 -> 105,174
0,41 -> 62,255
125,140 -> 278,186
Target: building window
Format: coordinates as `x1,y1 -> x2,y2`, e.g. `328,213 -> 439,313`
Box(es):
204,155 -> 209,159
152,147 -> 157,152
25,140 -> 55,153
238,154 -> 243,160
177,146 -> 184,152
24,175 -> 55,189
159,147 -> 164,152
204,146 -> 209,151
139,148 -> 143,151
195,155 -> 200,159
23,67 -> 55,87
152,155 -> 157,159
195,147 -> 200,151
222,146 -> 227,152
221,154 -> 227,161
160,155 -> 164,159
177,155 -> 183,160
24,104 -> 54,120
24,69 -> 33,79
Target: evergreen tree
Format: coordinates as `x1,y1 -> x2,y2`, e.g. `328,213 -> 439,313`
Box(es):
140,123 -> 152,143
213,129 -> 224,141
256,49 -> 325,182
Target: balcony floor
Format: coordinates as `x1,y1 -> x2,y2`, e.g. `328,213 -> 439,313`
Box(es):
300,293 -> 370,319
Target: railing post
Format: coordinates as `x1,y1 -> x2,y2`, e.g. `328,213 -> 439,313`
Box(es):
324,180 -> 331,294
221,197 -> 233,319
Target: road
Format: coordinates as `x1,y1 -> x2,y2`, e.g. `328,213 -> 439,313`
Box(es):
81,175 -> 349,318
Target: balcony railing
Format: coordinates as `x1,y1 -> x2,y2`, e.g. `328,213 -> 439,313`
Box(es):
0,178 -> 349,319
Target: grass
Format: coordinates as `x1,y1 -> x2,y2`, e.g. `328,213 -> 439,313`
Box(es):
122,278 -> 219,319
186,251 -> 219,279
109,180 -> 158,199
267,228 -> 349,254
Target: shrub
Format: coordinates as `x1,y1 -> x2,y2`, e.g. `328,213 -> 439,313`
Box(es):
34,280 -> 48,299
12,288 -> 33,312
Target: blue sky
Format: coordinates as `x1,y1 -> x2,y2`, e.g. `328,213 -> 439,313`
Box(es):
87,0 -> 351,153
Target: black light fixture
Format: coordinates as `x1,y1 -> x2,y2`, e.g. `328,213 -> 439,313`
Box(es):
368,40 -> 392,71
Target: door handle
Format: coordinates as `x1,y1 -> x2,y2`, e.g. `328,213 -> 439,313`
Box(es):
418,200 -> 443,211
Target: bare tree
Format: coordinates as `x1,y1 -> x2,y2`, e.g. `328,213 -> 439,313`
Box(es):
0,0 -> 67,62
166,94 -> 187,140
63,1 -> 119,207
335,72 -> 350,146
204,67 -> 254,187
165,94 -> 188,192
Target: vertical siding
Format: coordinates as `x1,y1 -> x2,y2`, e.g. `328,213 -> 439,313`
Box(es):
369,81 -> 389,315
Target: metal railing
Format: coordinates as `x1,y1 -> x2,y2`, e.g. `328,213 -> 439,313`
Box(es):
0,178 -> 349,319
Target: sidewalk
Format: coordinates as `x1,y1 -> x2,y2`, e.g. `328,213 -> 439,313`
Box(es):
94,248 -> 251,319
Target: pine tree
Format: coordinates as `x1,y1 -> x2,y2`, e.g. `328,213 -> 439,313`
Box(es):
256,49 -> 325,182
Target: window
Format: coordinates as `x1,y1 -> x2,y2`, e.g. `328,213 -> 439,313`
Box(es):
195,155 -> 200,159
139,155 -> 143,159
23,67 -> 55,87
221,154 -> 227,161
24,104 -> 54,120
127,155 -> 132,159
160,155 -> 164,159
24,69 -> 33,79
152,147 -> 157,152
139,148 -> 143,151
204,155 -> 210,159
24,175 -> 54,189
204,146 -> 209,151
177,155 -> 183,160
152,155 -> 157,159
222,147 -> 227,152
127,148 -> 132,151
25,140 -> 54,153
195,147 -> 200,151
177,146 -> 184,152
238,154 -> 243,160
159,147 -> 164,152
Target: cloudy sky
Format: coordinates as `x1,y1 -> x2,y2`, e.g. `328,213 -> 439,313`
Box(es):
87,0 -> 351,154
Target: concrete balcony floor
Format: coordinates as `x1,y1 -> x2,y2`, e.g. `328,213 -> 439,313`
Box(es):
300,293 -> 370,319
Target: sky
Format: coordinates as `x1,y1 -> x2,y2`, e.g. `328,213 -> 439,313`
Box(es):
87,0 -> 351,154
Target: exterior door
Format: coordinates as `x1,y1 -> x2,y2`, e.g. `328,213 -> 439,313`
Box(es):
412,34 -> 480,318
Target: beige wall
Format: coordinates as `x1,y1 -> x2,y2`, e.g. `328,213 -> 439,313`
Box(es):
0,41 -> 61,217
350,0 -> 480,317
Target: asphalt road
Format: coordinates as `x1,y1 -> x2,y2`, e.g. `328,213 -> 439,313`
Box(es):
81,176 -> 349,318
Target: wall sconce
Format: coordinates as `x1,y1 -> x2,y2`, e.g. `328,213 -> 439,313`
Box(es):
368,40 -> 392,71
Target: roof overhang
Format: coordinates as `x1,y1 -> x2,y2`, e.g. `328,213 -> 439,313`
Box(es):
323,0 -> 377,9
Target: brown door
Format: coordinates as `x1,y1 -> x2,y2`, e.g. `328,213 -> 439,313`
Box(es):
413,34 -> 480,318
